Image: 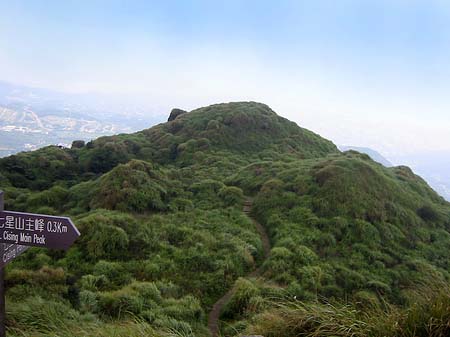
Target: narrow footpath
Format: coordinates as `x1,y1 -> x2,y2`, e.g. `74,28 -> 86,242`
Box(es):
207,197 -> 271,337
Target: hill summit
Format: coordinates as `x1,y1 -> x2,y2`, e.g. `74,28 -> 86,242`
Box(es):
146,101 -> 338,159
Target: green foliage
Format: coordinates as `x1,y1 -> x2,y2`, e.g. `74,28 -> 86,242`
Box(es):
0,146 -> 79,189
93,261 -> 132,289
90,160 -> 170,212
227,152 -> 450,305
237,281 -> 450,337
71,140 -> 85,149
0,171 -> 10,187
417,204 -> 440,221
154,101 -> 338,158
190,179 -> 224,198
219,186 -> 244,207
75,211 -> 136,260
27,185 -> 69,212
222,278 -> 259,318
6,296 -> 164,337
80,138 -> 131,174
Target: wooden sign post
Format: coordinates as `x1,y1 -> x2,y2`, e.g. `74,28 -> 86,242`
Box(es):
0,190 -> 79,336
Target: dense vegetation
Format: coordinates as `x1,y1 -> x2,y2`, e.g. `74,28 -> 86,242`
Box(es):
0,102 -> 449,336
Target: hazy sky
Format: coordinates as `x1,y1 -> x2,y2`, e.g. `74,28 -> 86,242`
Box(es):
1,0 -> 449,157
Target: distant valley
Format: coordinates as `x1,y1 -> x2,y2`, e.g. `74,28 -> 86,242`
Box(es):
0,81 -> 165,156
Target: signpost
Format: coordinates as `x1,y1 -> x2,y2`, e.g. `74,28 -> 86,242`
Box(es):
0,191 -> 79,336
0,210 -> 80,250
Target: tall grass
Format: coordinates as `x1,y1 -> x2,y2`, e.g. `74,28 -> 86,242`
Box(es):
6,296 -> 163,337
241,281 -> 450,337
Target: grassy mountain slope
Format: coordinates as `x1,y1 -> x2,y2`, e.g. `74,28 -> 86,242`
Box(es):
0,102 -> 449,337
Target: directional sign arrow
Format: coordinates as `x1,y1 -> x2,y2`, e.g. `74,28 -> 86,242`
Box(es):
0,243 -> 29,269
0,211 -> 80,250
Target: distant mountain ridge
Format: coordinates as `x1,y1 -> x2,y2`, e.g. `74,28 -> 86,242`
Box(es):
339,145 -> 393,167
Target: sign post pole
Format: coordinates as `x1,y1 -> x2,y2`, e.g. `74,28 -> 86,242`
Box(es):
0,191 -> 5,337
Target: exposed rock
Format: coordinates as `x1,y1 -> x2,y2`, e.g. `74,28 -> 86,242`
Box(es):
71,140 -> 85,149
168,108 -> 187,122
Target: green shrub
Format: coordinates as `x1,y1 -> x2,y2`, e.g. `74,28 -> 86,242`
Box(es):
417,205 -> 440,221
93,261 -> 132,289
222,278 -> 259,318
90,160 -> 170,212
131,282 -> 162,303
80,274 -> 108,291
219,186 -> 244,206
86,225 -> 129,260
27,185 -> 69,211
97,290 -> 143,317
79,290 -> 99,313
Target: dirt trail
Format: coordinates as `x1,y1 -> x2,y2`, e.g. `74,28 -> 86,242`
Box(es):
207,197 -> 271,337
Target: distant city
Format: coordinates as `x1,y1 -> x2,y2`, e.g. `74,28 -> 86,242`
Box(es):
0,80 -> 165,157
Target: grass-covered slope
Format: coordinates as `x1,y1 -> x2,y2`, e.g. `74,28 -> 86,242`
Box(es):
230,151 -> 450,295
222,151 -> 450,336
0,101 -> 449,336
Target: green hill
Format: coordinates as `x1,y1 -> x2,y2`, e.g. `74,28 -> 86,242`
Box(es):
152,102 -> 337,157
1,102 -> 449,337
0,102 -> 338,190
